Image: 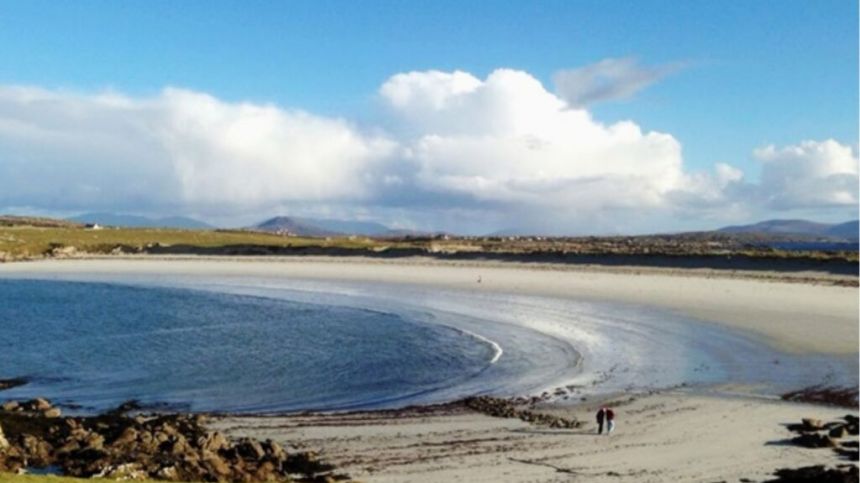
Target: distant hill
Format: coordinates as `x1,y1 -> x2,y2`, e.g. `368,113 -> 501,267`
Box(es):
68,213 -> 214,229
826,220 -> 859,239
254,216 -> 417,237
718,219 -> 858,241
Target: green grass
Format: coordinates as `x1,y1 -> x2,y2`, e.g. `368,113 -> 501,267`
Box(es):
0,226 -> 391,259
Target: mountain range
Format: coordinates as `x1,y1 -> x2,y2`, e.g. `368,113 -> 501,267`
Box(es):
63,212 -> 858,241
717,219 -> 858,240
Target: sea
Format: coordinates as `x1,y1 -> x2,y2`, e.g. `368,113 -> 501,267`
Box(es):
0,275 -> 855,414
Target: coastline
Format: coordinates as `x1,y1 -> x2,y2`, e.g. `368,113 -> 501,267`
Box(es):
2,254 -> 856,355
1,255 -> 857,481
208,390 -> 856,483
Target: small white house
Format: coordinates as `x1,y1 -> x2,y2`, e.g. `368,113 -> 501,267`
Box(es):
84,223 -> 104,230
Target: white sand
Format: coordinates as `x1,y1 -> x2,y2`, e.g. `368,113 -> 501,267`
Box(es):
2,256 -> 857,482
211,392 -> 854,483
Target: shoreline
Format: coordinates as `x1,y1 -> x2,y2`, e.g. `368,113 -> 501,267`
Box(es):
6,252 -> 859,286
2,255 -> 857,355
1,256 -> 857,481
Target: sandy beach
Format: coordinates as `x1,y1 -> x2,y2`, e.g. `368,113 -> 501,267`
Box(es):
1,256 -> 857,482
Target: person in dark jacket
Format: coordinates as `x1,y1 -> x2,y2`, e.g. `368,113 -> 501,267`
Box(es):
596,407 -> 606,434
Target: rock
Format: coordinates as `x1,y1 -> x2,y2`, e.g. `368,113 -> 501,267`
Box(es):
0,422 -> 9,450
83,432 -> 105,451
96,462 -> 148,480
237,438 -> 266,461
199,431 -> 229,453
201,450 -> 232,477
801,418 -> 824,431
20,433 -> 53,466
767,464 -> 858,482
156,465 -> 179,480
1,401 -> 19,412
112,426 -> 139,447
829,425 -> 847,439
791,433 -> 838,448
263,439 -> 287,460
42,407 -> 62,418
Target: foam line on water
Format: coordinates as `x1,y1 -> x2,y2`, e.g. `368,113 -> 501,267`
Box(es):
456,327 -> 503,364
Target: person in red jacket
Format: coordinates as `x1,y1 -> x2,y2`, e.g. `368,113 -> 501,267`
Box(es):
606,408 -> 616,434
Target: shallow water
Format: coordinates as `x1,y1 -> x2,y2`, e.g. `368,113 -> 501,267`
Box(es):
0,274 -> 855,414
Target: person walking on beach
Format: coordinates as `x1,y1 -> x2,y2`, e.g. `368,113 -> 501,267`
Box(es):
606,408 -> 615,434
596,407 -> 606,434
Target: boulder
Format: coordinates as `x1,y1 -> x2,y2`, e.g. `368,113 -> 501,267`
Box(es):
112,426 -> 139,448
201,450 -> 232,477
1,401 -> 19,412
42,407 -> 62,418
237,438 -> 266,461
156,465 -> 179,480
31,398 -> 52,411
791,433 -> 838,448
801,418 -> 824,431
828,425 -> 847,439
83,432 -> 105,451
20,434 -> 53,466
198,431 -> 229,453
0,422 -> 9,450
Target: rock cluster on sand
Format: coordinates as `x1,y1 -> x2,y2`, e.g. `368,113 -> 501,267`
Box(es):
0,398 -> 348,482
761,414 -> 860,483
786,415 -> 858,457
462,396 -> 580,429
766,464 -> 858,483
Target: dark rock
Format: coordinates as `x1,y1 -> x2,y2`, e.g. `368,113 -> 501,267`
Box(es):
829,425 -> 848,438
791,433 -> 838,448
0,378 -> 28,391
801,418 -> 824,431
766,464 -> 858,482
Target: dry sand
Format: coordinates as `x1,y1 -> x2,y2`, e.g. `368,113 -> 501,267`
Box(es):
211,392 -> 854,483
1,256 -> 857,482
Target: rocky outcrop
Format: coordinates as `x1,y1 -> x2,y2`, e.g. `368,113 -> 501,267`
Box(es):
779,414 -> 860,471
0,398 -> 349,482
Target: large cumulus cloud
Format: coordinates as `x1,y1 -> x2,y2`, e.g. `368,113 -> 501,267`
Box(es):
0,86 -> 394,214
380,69 -> 685,211
0,67 -> 855,232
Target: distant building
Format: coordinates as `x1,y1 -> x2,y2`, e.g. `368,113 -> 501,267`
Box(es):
84,223 -> 104,230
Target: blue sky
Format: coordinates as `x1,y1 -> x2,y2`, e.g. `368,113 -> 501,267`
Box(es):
0,1 -> 857,233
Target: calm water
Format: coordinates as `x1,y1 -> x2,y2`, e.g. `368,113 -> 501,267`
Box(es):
0,274 -> 855,414
0,280 -> 496,413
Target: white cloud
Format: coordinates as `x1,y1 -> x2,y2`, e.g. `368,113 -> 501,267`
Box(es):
754,139 -> 859,209
380,69 -> 685,211
0,67 -> 855,234
553,57 -> 683,107
0,86 -> 394,213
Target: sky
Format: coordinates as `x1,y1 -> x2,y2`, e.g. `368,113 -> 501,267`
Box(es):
0,0 -> 857,234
